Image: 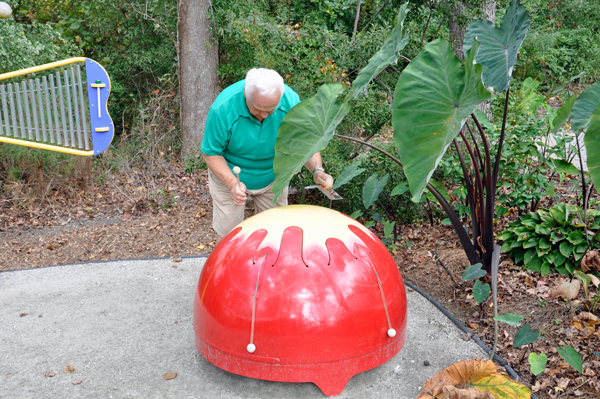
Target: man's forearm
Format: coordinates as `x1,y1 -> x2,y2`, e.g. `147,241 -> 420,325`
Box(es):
202,153 -> 237,190
304,153 -> 324,174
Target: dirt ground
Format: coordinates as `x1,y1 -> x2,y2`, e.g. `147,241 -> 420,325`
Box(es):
1,163 -> 599,399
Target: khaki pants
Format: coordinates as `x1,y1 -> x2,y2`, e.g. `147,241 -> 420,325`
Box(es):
208,170 -> 288,237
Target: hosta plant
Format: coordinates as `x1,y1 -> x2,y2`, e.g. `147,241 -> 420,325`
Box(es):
499,203 -> 600,275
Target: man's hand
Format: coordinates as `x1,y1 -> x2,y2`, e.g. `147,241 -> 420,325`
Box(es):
313,170 -> 334,191
229,181 -> 247,206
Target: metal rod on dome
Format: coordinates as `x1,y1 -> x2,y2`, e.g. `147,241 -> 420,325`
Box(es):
56,71 -> 69,147
76,64 -> 89,150
356,244 -> 396,337
9,84 -> 18,138
30,79 -> 41,142
248,253 -> 268,354
35,78 -> 47,142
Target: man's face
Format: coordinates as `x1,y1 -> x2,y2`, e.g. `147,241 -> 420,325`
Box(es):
245,88 -> 282,123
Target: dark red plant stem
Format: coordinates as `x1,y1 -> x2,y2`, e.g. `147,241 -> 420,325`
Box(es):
460,129 -> 485,238
454,136 -> 480,245
471,112 -> 495,272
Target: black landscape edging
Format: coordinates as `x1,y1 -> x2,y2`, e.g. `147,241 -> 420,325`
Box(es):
404,280 -> 538,399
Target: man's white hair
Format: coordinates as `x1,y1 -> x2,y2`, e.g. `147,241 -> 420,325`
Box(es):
245,68 -> 284,99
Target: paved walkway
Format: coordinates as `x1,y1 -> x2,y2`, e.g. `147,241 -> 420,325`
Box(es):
1,257 -> 487,398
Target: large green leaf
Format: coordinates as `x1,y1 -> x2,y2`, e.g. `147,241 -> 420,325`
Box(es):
393,39 -> 491,201
462,263 -> 486,281
332,161 -> 366,190
363,173 -> 389,208
551,94 -> 577,134
348,3 -> 409,100
584,102 -> 600,189
494,313 -> 524,326
528,353 -> 547,376
557,345 -> 582,373
463,0 -> 530,92
513,324 -> 539,347
272,84 -> 350,201
571,80 -> 600,132
473,280 -> 490,303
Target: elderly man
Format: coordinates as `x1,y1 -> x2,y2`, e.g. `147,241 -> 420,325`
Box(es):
201,68 -> 333,243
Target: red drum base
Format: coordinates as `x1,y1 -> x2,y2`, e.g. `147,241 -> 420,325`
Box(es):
193,205 -> 407,396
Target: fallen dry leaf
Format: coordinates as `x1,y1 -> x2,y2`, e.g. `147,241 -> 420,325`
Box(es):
439,386 -> 494,398
71,379 -> 84,385
172,257 -> 182,262
45,371 -> 55,378
163,372 -> 177,380
196,243 -> 205,250
549,279 -> 581,300
64,364 -> 75,373
581,251 -> 600,273
573,312 -> 599,323
589,274 -> 600,288
19,313 -> 27,317
417,359 -> 530,399
556,377 -> 570,389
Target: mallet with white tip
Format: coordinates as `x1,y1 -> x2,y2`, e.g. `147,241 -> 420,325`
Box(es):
232,166 -> 241,189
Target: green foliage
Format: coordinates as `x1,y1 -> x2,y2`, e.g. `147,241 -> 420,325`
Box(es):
13,0 -> 178,132
464,0 -> 530,92
513,323 -> 539,347
473,279 -> 490,304
461,263 -> 486,281
310,138 -> 429,224
0,17 -> 79,73
528,353 -> 547,376
493,313 -> 525,326
393,39 -> 491,202
557,345 -> 583,373
586,103 -> 600,191
331,160 -> 366,190
513,0 -> 600,87
362,173 -> 389,208
273,83 -> 349,200
500,203 -> 600,275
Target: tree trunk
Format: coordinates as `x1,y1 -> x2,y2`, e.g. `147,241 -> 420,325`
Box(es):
178,0 -> 220,157
476,1 -> 496,119
449,2 -> 466,60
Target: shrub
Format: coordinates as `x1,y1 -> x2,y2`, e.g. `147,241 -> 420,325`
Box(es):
0,18 -> 79,73
500,203 -> 600,275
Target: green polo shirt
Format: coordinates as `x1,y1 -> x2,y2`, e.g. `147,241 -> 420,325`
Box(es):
201,80 -> 300,190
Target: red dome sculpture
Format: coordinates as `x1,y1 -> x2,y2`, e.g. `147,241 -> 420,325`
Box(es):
193,205 -> 407,396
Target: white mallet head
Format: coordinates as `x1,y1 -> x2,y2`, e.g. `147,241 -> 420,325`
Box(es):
0,2 -> 12,18
232,166 -> 241,175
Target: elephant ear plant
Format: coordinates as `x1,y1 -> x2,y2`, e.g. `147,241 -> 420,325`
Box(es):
272,1 -> 532,365
273,0 -> 530,278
